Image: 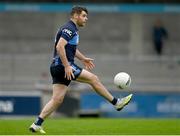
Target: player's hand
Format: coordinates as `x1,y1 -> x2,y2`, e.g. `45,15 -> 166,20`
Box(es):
64,65 -> 75,80
82,58 -> 95,70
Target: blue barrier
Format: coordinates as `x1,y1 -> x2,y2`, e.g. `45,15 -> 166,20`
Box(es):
0,96 -> 41,116
0,3 -> 180,13
80,91 -> 180,118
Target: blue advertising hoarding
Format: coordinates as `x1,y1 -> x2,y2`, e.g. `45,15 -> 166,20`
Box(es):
80,91 -> 180,118
0,91 -> 41,116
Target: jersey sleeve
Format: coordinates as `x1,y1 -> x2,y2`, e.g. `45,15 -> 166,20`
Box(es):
61,28 -> 74,42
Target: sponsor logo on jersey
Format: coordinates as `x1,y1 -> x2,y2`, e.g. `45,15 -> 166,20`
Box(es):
63,29 -> 72,36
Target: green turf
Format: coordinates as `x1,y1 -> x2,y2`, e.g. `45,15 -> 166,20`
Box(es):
0,118 -> 179,135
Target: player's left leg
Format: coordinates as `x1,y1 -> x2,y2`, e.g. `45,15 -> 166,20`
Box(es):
76,69 -> 132,110
29,84 -> 68,133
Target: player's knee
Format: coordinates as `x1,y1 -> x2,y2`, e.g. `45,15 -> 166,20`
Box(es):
51,96 -> 64,105
90,74 -> 100,85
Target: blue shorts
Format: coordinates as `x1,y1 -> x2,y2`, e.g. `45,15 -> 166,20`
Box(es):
50,63 -> 82,86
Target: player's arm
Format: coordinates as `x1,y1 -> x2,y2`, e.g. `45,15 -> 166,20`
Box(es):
75,49 -> 95,70
75,49 -> 86,61
56,37 -> 74,80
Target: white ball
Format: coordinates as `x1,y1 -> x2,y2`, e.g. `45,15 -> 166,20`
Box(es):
114,72 -> 131,89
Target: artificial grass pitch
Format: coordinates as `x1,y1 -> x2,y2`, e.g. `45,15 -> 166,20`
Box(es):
0,118 -> 179,135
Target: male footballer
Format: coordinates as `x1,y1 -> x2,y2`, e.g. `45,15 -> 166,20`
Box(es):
29,6 -> 132,133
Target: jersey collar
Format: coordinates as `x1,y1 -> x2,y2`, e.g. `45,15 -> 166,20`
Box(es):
69,20 -> 78,31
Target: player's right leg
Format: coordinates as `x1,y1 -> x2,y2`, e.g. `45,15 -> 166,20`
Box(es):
29,84 -> 68,133
76,69 -> 132,111
76,69 -> 114,102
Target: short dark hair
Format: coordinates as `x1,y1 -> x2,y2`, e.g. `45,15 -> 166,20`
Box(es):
70,6 -> 88,16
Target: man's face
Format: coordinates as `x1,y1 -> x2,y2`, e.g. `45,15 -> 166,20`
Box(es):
76,11 -> 88,27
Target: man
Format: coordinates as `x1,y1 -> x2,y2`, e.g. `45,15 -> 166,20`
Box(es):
153,19 -> 168,56
29,6 -> 132,134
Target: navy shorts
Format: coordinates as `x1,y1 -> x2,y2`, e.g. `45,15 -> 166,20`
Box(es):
50,63 -> 82,86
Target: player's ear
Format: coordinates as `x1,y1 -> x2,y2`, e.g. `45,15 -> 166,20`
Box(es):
73,13 -> 79,20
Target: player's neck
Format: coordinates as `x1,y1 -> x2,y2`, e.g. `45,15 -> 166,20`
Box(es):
70,19 -> 78,28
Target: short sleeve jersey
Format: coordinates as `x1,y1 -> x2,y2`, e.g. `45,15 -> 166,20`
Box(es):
53,20 -> 79,65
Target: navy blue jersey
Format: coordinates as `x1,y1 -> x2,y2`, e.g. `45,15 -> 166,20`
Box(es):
53,20 -> 79,66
